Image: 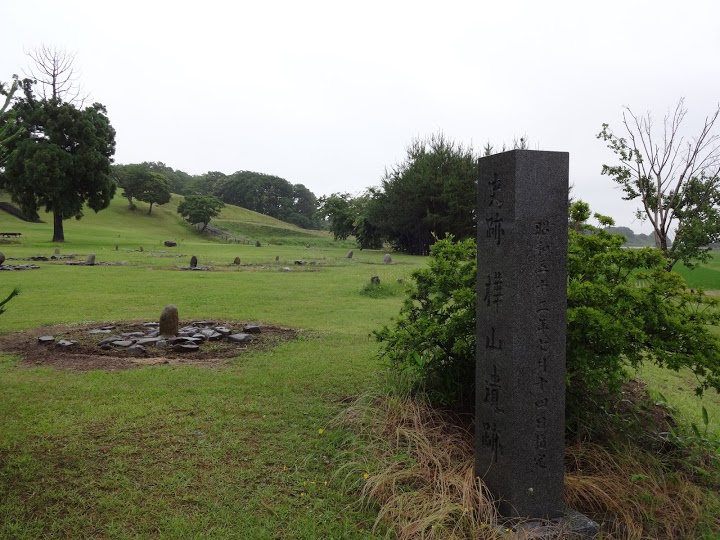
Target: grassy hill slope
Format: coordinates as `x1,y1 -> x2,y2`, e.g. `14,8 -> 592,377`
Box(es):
0,192 -> 342,250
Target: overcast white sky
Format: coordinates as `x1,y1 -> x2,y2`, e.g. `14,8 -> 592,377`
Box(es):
2,0 -> 719,232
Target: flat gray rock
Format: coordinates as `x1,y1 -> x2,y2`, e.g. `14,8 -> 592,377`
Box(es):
126,345 -> 147,357
215,326 -> 232,336
228,333 -> 253,343
56,340 -> 76,348
88,329 -> 112,335
136,337 -> 160,346
173,344 -> 200,353
243,325 -> 262,334
111,340 -> 134,347
38,335 -> 55,344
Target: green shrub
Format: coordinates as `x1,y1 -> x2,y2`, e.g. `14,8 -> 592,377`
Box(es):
374,236 -> 476,407
375,206 -> 720,422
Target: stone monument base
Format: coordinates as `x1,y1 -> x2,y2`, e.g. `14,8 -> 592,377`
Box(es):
498,508 -> 600,539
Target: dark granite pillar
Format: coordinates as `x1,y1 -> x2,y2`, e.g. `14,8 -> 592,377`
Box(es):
475,150 -> 569,519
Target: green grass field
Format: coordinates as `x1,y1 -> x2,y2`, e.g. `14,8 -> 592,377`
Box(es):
0,195 -> 718,538
0,195 -> 419,538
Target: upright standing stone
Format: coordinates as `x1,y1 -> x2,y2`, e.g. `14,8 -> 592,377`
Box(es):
190,255 -> 198,268
233,256 -> 241,265
85,253 -> 96,266
0,252 -> 4,266
54,248 -> 61,256
383,253 -> 392,264
476,150 -> 568,519
159,304 -> 179,337
346,250 -> 354,259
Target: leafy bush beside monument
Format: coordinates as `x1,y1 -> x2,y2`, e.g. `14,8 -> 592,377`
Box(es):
375,202 -> 720,424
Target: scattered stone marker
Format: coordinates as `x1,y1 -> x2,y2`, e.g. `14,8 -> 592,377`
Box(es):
383,253 -> 392,264
275,255 -> 280,262
346,250 -> 353,259
164,240 -> 177,247
0,252 -> 4,266
190,255 -> 198,268
294,260 -> 306,265
476,150 -> 596,534
234,257 -> 241,265
370,276 -> 380,285
38,335 -> 55,344
255,241 -> 262,247
159,304 -> 180,337
243,325 -> 261,334
85,253 -> 96,266
56,340 -> 76,348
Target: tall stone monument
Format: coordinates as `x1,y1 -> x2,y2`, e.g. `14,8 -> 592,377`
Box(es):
476,150 -> 568,519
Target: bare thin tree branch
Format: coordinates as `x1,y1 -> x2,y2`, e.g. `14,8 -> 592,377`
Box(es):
24,45 -> 90,106
599,99 -> 720,269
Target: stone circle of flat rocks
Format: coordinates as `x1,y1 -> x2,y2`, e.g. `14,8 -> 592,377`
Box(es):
1,263 -> 40,271
34,320 -> 264,357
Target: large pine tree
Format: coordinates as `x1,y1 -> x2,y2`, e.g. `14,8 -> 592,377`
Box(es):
0,79 -> 116,242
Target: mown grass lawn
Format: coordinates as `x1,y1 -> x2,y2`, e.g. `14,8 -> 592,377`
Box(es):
0,195 -> 419,538
1,195 -> 719,538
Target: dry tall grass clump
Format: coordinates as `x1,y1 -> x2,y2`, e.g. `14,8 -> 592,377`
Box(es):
565,442 -> 719,539
334,393 -> 500,539
335,392 -> 720,540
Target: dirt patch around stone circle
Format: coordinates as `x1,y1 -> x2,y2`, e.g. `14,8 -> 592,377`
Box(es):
0,320 -> 298,372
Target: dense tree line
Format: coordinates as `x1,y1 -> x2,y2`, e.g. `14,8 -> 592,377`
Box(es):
209,170 -> 319,229
114,132 -> 491,243
113,164 -> 320,230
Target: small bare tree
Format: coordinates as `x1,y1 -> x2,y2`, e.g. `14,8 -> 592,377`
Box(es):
598,98 -> 720,269
24,45 -> 89,105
